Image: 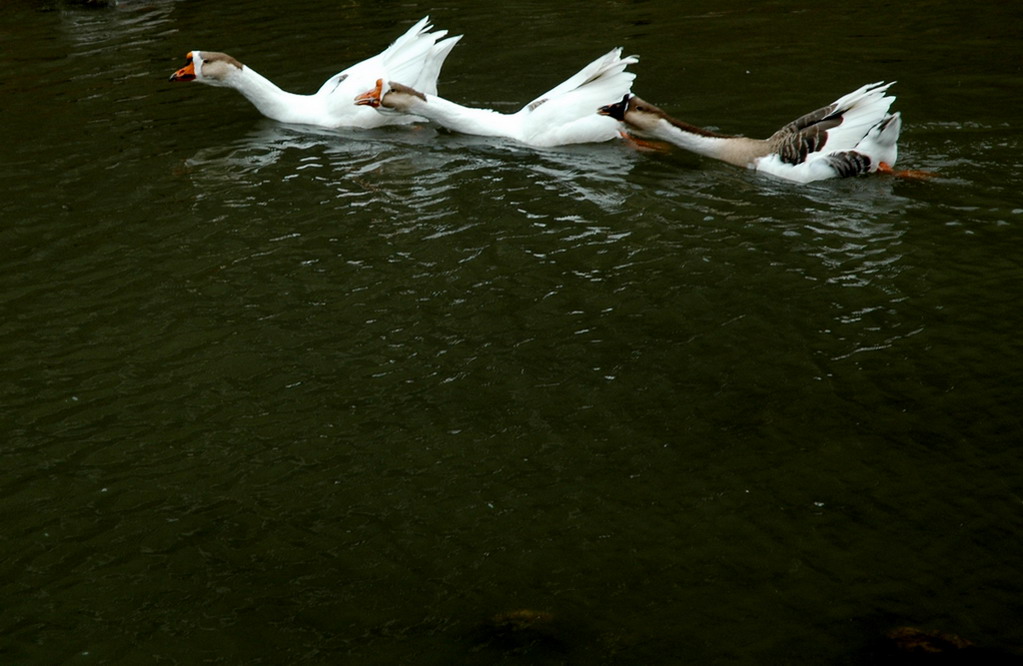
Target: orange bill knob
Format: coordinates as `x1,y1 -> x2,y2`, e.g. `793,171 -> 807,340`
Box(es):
169,52 -> 196,82
354,78 -> 385,108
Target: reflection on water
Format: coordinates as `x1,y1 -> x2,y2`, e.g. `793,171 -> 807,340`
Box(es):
3,1 -> 1023,664
176,122 -> 647,301
58,0 -> 179,53
182,122 -> 641,211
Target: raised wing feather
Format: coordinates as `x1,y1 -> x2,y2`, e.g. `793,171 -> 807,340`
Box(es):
319,17 -> 460,120
522,48 -> 638,113
766,81 -> 894,166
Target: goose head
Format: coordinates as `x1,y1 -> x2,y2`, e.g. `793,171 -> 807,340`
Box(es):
169,51 -> 244,87
598,95 -> 666,132
354,79 -> 427,112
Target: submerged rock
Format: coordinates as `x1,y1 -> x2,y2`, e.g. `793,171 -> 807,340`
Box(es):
470,609 -> 567,654
871,626 -> 1023,665
886,626 -> 972,653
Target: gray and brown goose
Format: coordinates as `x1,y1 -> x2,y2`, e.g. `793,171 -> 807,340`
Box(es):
600,82 -> 904,183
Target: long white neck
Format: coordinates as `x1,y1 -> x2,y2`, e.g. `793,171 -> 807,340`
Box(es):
225,66 -> 322,125
651,119 -> 765,167
403,94 -> 519,139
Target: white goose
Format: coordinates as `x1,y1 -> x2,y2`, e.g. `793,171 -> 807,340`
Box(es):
599,82 -> 903,183
353,48 -> 639,148
168,17 -> 460,129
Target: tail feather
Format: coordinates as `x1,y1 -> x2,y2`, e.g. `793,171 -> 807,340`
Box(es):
857,111 -> 901,170
412,34 -> 462,96
381,16 -> 434,60
821,82 -> 897,153
382,18 -> 458,92
525,48 -> 639,112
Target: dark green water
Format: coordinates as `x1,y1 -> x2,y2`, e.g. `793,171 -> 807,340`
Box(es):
3,1 -> 1022,663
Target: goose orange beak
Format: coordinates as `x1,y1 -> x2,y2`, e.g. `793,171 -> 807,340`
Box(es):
169,52 -> 196,82
354,78 -> 384,108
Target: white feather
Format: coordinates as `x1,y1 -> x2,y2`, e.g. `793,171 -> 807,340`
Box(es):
369,48 -> 639,148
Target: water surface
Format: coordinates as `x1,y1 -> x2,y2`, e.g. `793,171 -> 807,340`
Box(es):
2,1 -> 1022,663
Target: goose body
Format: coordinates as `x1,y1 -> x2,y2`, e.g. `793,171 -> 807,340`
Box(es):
168,17 -> 461,129
354,49 -> 639,148
600,82 -> 901,183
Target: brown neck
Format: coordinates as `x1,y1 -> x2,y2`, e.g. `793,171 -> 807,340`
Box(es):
664,115 -> 732,139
